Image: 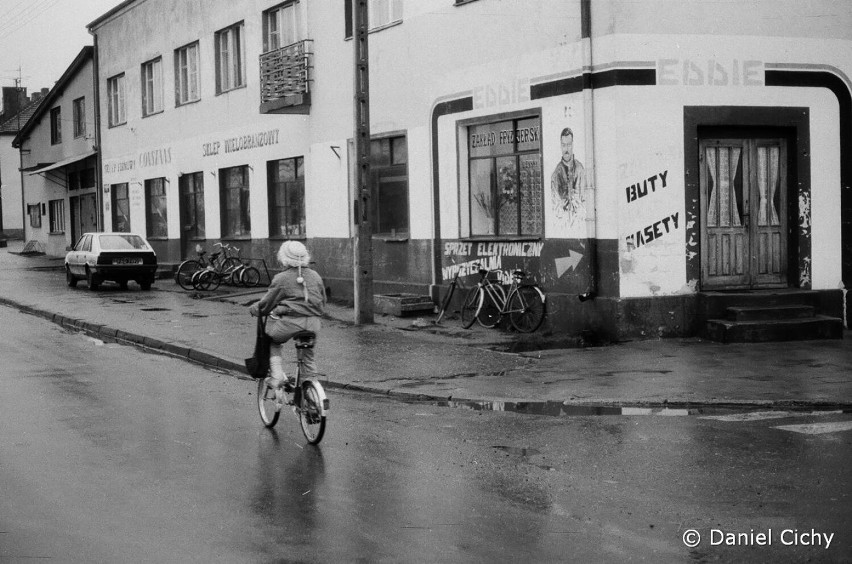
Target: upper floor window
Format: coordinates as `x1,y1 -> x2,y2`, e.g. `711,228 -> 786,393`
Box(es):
175,42 -> 200,105
72,97 -> 86,138
369,0 -> 402,29
264,2 -> 301,52
107,73 -> 126,127
215,22 -> 246,94
142,57 -> 164,116
345,0 -> 402,37
50,107 -> 62,144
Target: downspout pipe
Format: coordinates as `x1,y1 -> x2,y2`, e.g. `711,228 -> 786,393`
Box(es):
90,31 -> 105,231
578,0 -> 598,301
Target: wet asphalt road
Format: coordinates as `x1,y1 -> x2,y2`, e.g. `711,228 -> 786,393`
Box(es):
1,308 -> 850,563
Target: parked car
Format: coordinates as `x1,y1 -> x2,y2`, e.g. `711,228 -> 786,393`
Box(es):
65,232 -> 158,291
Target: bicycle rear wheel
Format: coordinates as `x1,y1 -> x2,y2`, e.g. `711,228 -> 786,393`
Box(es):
257,378 -> 281,428
460,287 -> 483,329
299,381 -> 327,444
508,285 -> 546,333
175,260 -> 202,290
435,281 -> 456,324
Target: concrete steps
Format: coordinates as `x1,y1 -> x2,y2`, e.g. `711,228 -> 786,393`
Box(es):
699,290 -> 844,343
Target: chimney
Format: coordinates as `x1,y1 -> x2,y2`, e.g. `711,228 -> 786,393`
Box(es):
1,86 -> 28,118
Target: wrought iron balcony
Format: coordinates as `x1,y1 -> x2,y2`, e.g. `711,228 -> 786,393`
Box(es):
259,39 -> 313,114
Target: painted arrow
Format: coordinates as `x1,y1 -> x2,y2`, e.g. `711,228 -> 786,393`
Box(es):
554,251 -> 583,278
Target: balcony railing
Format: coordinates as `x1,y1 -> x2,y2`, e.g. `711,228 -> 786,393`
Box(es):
259,39 -> 313,114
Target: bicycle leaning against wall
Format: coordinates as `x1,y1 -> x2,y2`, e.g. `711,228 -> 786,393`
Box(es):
460,262 -> 546,333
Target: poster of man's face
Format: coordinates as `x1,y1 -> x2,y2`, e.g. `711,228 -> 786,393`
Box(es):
550,126 -> 587,231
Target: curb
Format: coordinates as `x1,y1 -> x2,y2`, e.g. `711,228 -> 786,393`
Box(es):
1,295 -> 849,412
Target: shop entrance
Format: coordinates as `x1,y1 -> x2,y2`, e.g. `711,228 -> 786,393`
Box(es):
699,136 -> 789,289
178,172 -> 205,260
69,192 -> 98,244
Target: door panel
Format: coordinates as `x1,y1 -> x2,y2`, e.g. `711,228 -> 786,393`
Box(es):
700,137 -> 788,289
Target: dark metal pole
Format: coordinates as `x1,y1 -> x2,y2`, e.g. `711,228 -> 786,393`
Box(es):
353,0 -> 373,324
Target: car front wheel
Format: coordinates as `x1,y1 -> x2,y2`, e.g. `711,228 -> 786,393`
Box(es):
65,266 -> 78,288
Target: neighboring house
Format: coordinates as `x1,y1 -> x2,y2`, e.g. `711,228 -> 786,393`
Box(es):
0,88 -> 46,239
12,47 -> 99,256
86,0 -> 852,337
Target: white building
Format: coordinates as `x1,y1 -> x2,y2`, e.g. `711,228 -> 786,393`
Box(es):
13,47 -> 99,256
87,0 -> 852,339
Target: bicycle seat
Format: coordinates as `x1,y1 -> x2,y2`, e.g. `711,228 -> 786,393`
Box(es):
293,331 -> 316,349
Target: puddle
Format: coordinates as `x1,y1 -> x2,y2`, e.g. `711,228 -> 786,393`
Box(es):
433,399 -> 849,418
141,307 -> 170,312
492,446 -> 541,457
181,312 -> 209,318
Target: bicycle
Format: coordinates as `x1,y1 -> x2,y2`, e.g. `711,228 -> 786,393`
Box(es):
175,243 -> 242,290
256,325 -> 329,444
460,262 -> 546,333
435,268 -> 464,324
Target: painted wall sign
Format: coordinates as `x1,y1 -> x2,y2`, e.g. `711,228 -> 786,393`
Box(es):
472,78 -> 531,109
469,120 -> 540,157
626,213 -> 680,249
139,147 -> 172,168
657,59 -> 763,86
203,129 -> 281,157
103,159 -> 135,174
625,170 -> 669,203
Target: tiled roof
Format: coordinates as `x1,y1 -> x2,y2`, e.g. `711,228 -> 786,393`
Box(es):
0,98 -> 44,134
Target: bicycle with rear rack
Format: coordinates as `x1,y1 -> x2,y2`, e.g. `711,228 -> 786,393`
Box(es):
256,323 -> 329,444
434,268 -> 465,324
460,262 -> 546,333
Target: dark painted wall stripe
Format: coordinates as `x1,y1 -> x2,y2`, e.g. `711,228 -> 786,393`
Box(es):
766,69 -> 852,300
530,68 -> 656,100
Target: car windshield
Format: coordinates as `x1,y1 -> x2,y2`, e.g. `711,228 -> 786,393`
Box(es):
98,234 -> 149,251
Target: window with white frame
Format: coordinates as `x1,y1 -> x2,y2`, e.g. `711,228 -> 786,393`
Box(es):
142,57 -> 163,116
215,22 -> 246,94
107,73 -> 126,127
49,199 -> 65,233
369,0 -> 402,29
264,2 -> 300,52
175,42 -> 200,105
219,166 -> 251,237
50,107 -> 61,144
267,156 -> 305,238
73,97 -> 86,138
28,204 -> 41,228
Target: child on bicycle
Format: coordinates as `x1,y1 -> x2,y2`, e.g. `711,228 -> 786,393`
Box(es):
249,240 -> 326,392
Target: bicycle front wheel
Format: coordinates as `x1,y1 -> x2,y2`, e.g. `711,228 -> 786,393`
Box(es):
220,257 -> 242,285
257,377 -> 281,428
299,381 -> 327,444
461,287 -> 483,329
175,260 -> 202,290
240,266 -> 261,287
477,284 -> 506,329
435,282 -> 456,324
508,285 -> 546,333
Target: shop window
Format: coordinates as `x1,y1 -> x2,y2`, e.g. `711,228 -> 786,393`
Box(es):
175,42 -> 200,105
50,107 -> 61,144
467,116 -> 543,237
73,97 -> 86,138
215,22 -> 246,93
145,178 -> 168,238
48,199 -> 65,234
179,172 -> 206,240
107,73 -> 126,127
219,166 -> 251,237
264,2 -> 301,52
111,183 -> 130,232
142,57 -> 163,117
267,156 -> 305,238
370,135 -> 408,236
28,204 -> 42,228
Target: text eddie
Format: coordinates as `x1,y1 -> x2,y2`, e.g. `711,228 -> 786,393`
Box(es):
710,528 -> 834,549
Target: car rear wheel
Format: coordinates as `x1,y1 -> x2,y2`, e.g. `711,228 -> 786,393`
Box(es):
138,280 -> 152,291
86,267 -> 100,291
65,266 -> 78,288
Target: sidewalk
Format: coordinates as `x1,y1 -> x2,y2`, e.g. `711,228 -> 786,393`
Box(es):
1,240 -> 850,410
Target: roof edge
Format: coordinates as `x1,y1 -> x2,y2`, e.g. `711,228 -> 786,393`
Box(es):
87,0 -> 143,31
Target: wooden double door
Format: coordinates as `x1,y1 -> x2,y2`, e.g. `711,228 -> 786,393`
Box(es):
700,136 -> 789,289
